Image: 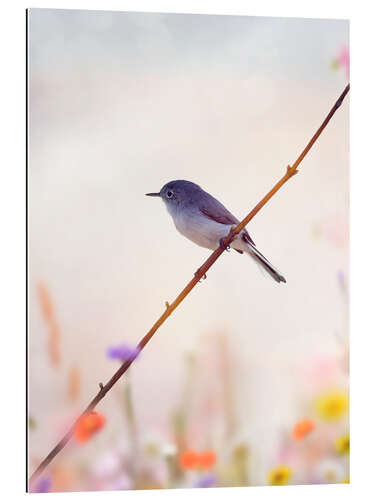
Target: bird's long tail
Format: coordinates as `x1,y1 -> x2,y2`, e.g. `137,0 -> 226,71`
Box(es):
244,241 -> 286,283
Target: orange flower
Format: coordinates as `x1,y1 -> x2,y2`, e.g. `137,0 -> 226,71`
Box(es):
68,365 -> 80,402
179,450 -> 199,469
179,450 -> 216,470
37,282 -> 61,366
37,281 -> 54,323
292,419 -> 315,441
74,412 -> 106,443
197,450 -> 216,469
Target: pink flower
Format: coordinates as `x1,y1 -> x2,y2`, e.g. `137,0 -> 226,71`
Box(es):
332,46 -> 350,79
338,46 -> 350,78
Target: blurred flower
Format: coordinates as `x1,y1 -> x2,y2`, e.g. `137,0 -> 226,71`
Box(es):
179,450 -> 216,470
231,444 -> 250,486
91,450 -> 121,478
311,214 -> 348,248
28,415 -> 37,430
193,474 -> 216,488
89,446 -> 134,491
268,465 -> 291,486
141,432 -> 173,458
74,411 -> 106,443
37,282 -> 61,366
340,46 -> 350,74
107,344 -> 140,362
37,281 -> 54,322
332,46 -> 350,78
335,434 -> 350,455
143,441 -> 160,458
292,418 -> 315,441
179,450 -> 199,469
315,391 -> 349,421
315,458 -> 345,484
197,450 -> 216,469
338,270 -> 348,297
32,477 -> 52,493
49,464 -> 76,492
68,364 -> 80,402
161,443 -> 177,458
232,443 -> 249,462
108,476 -> 132,490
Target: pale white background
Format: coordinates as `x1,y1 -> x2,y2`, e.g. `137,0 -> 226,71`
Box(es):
0,0 -> 374,499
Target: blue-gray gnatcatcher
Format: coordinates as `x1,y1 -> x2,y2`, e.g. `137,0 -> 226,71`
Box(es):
146,180 -> 286,283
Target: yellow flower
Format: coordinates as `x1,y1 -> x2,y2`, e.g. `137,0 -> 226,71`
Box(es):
335,434 -> 350,455
268,465 -> 291,486
315,391 -> 349,421
343,477 -> 350,484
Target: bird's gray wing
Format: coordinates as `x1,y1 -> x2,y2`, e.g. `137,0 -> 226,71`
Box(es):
199,194 -> 255,245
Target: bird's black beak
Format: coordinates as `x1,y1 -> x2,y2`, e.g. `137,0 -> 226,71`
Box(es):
145,192 -> 161,197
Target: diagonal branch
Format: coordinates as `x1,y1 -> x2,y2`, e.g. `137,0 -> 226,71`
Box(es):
29,84 -> 349,486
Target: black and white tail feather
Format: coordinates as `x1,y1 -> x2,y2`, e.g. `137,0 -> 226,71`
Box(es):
242,234 -> 286,283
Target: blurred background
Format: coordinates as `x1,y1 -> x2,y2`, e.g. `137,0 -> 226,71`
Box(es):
28,9 -> 349,492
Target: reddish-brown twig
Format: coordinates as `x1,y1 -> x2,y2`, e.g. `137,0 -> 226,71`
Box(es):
29,84 -> 349,487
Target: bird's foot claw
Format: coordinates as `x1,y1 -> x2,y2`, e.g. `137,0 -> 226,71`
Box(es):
194,268 -> 207,282
219,238 -> 231,251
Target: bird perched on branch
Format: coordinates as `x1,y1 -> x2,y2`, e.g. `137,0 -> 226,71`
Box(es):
146,180 -> 286,283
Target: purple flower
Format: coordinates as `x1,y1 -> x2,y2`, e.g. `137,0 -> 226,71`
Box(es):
107,344 -> 141,362
193,474 -> 216,488
33,477 -> 52,493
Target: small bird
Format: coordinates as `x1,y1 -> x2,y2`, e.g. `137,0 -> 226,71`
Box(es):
146,180 -> 286,283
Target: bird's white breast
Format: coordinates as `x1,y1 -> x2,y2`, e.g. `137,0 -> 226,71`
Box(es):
171,208 -> 232,250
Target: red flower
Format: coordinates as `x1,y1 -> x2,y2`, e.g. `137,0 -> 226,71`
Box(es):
74,412 -> 106,443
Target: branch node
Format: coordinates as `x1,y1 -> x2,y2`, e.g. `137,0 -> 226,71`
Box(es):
99,382 -> 104,391
335,94 -> 345,109
194,269 -> 207,282
165,301 -> 170,310
287,165 -> 298,177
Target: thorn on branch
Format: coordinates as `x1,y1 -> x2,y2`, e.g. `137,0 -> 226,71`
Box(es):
165,301 -> 170,311
287,165 -> 298,177
99,383 -> 104,391
194,268 -> 207,282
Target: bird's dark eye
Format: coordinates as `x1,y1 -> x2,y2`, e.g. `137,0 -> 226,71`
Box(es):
166,191 -> 173,199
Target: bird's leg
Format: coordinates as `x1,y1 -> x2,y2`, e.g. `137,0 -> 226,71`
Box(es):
219,237 -> 231,252
220,226 -> 237,251
194,267 -> 207,282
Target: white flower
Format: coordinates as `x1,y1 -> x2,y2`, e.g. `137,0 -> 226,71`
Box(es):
315,458 -> 345,484
91,451 -> 120,478
161,443 -> 177,457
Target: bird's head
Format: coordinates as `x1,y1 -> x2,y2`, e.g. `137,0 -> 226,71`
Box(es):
146,180 -> 201,208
